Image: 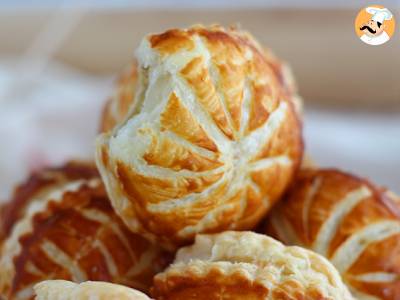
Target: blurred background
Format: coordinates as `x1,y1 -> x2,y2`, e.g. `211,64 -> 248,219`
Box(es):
0,0 -> 399,199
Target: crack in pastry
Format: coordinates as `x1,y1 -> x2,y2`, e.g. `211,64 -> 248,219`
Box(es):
151,231 -> 354,299
264,168 -> 400,300
0,163 -> 171,300
96,24 -> 303,249
34,280 -> 152,300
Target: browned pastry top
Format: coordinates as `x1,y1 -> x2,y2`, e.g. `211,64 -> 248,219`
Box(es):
99,45 -> 302,134
265,168 -> 400,300
96,24 -> 303,249
0,163 -> 171,300
0,161 -> 98,243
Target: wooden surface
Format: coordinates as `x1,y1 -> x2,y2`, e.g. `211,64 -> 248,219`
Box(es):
1,8 -> 399,110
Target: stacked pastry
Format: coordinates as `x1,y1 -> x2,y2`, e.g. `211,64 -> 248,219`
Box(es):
0,24 -> 397,300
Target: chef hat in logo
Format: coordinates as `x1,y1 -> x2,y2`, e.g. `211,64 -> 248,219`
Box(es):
366,7 -> 393,24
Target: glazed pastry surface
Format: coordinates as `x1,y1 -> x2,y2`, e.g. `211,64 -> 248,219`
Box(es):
265,168 -> 400,300
0,163 -> 170,300
96,25 -> 303,249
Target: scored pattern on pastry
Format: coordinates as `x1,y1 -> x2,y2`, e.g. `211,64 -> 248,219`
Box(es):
99,45 -> 303,134
152,231 -> 354,299
265,169 -> 400,300
96,25 -> 303,249
0,164 -> 171,300
34,280 -> 152,300
0,161 -> 99,245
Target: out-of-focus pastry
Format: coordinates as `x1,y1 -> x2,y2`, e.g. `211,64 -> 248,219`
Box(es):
34,280 -> 152,300
0,162 -> 171,300
262,47 -> 303,116
300,153 -> 317,169
0,161 -> 98,244
264,168 -> 400,300
151,231 -> 353,299
96,24 -> 303,249
100,63 -> 138,132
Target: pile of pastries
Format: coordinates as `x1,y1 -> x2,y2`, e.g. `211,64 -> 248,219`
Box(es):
0,24 -> 398,300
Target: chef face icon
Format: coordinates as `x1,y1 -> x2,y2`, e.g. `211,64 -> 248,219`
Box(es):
360,19 -> 385,37
355,6 -> 395,45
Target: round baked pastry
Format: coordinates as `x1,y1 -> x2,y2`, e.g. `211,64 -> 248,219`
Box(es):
34,280 -> 152,300
96,24 -> 303,249
0,163 -> 171,300
151,231 -> 353,299
264,168 -> 400,300
99,39 -> 302,133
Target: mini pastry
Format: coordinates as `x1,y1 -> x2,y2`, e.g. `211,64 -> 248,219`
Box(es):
264,168 -> 400,300
34,280 -> 152,300
0,163 -> 171,300
152,231 -> 353,299
96,24 -> 303,249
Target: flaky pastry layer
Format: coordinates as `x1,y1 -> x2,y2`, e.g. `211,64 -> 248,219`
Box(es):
152,231 -> 354,299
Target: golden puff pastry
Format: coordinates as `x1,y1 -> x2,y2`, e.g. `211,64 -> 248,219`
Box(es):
96,24 -> 303,249
0,163 -> 171,300
99,47 -> 302,133
264,168 -> 400,300
151,231 -> 354,300
34,280 -> 152,300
